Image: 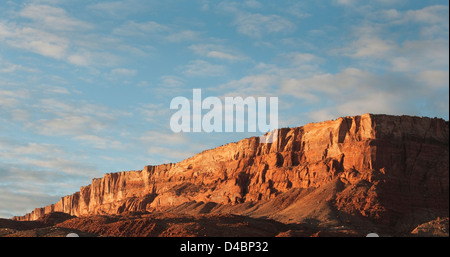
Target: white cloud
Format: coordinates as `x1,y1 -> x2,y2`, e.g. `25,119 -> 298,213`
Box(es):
139,131 -> 198,161
0,4 -> 125,67
113,20 -> 169,36
87,0 -> 149,17
0,5 -> 100,63
11,109 -> 30,122
20,5 -> 92,31
375,5 -> 449,38
285,2 -> 312,18
22,157 -> 97,176
281,68 -> 373,102
110,68 -> 137,76
88,1 -> 127,14
0,139 -> 99,180
1,25 -> 69,59
281,67 -> 448,121
74,134 -> 123,149
139,131 -> 188,145
138,130 -> 212,163
206,52 -> 324,101
378,5 -> 449,38
335,0 -> 357,5
0,62 -> 38,73
36,115 -> 107,136
234,12 -> 295,38
39,85 -> 71,95
335,5 -> 449,74
335,0 -> 406,7
214,74 -> 278,98
68,51 -> 120,67
389,39 -> 449,72
160,75 -> 185,88
0,89 -> 30,108
6,142 -> 64,157
31,98 -> 131,137
0,185 -> 60,218
137,103 -> 171,123
28,39 -> 67,59
207,51 -> 238,60
244,0 -> 263,9
281,52 -> 324,69
218,2 -> 295,38
183,60 -> 226,77
416,70 -> 449,89
113,20 -> 202,45
349,36 -> 394,58
165,30 -> 203,42
306,91 -> 400,123
145,145 -> 196,163
67,54 -> 91,66
189,44 -> 247,61
38,98 -> 130,120
402,5 -> 449,24
199,0 -> 210,11
379,9 -> 401,20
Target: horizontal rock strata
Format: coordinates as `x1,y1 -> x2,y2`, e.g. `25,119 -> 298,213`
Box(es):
14,114 -> 449,232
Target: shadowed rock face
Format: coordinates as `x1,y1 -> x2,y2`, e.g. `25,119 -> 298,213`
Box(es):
13,114 -> 449,235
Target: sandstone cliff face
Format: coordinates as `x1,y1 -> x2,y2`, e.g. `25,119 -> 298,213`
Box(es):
13,114 -> 449,233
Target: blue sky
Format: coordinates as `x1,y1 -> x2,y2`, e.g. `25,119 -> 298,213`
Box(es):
0,0 -> 448,218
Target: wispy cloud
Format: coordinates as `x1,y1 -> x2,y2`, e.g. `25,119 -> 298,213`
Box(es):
35,115 -> 108,136
67,51 -> 120,67
281,67 -> 448,121
280,52 -> 324,68
137,103 -> 171,123
165,29 -> 203,42
183,59 -> 227,77
344,36 -> 395,58
0,139 -> 100,217
0,60 -> 39,73
110,68 -> 137,76
112,19 -> 203,44
138,130 -> 209,163
1,25 -> 69,59
74,134 -> 123,150
390,5 -> 449,25
87,0 -> 150,17
189,44 -> 247,61
0,4 -> 131,67
334,0 -> 358,6
159,75 -> 185,88
0,185 -> 60,218
218,1 -> 295,38
20,4 -> 92,31
0,89 -> 30,108
0,139 -> 100,180
0,4 -> 94,61
234,13 -> 295,38
334,5 -> 449,74
213,74 -> 278,98
112,20 -> 170,36
1,97 -> 130,154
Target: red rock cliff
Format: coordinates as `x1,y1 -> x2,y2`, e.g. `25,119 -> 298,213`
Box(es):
13,114 -> 449,231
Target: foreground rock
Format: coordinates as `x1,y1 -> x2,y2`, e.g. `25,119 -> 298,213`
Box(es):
0,212 -> 96,237
411,217 -> 449,237
12,114 -> 449,236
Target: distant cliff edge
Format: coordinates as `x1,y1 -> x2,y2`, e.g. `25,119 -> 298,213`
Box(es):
14,114 -> 449,235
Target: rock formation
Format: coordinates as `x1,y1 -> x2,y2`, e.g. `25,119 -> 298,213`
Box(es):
13,114 -> 449,235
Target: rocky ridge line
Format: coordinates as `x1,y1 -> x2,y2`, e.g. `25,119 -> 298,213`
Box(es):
13,114 -> 449,234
